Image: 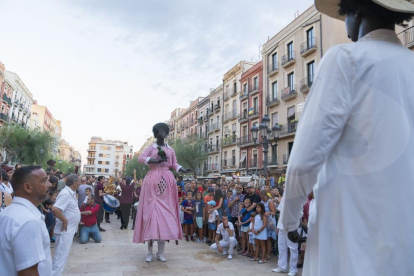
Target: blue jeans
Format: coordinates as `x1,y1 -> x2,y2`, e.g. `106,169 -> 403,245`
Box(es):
80,224 -> 102,244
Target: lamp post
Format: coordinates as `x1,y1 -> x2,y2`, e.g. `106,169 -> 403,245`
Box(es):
251,115 -> 281,178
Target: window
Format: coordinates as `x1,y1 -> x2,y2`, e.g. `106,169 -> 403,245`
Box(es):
253,97 -> 258,111
271,53 -> 277,69
253,77 -> 258,90
243,83 -> 248,94
253,151 -> 258,167
225,104 -> 229,114
232,150 -> 236,165
287,42 -> 294,59
99,154 -> 110,158
243,125 -> 248,137
272,112 -> 279,126
288,72 -> 294,90
216,115 -> 219,125
224,151 -> 227,165
307,28 -> 314,47
105,169 -> 109,173
287,106 -> 295,121
98,161 -> 102,164
100,146 -> 111,150
271,81 -> 278,100
97,168 -> 102,172
233,82 -> 237,93
232,123 -> 236,133
307,61 -> 315,83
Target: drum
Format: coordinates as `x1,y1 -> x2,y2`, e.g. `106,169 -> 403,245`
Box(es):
103,195 -> 120,213
133,201 -> 139,209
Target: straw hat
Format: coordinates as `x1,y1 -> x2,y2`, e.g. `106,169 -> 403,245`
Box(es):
315,0 -> 414,21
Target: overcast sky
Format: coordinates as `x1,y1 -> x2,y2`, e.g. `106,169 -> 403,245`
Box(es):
0,0 -> 313,165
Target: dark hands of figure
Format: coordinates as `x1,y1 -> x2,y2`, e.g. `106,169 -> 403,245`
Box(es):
179,168 -> 192,173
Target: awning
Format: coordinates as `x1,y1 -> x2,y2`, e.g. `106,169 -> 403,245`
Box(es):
240,152 -> 247,163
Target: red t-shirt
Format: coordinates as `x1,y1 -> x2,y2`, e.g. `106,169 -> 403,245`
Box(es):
80,203 -> 100,227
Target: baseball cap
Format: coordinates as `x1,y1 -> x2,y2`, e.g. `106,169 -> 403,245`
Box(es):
207,200 -> 216,207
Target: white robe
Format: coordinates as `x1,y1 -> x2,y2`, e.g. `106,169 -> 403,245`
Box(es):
279,29 -> 414,276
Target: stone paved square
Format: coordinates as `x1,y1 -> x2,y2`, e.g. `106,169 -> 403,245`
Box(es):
59,217 -> 303,276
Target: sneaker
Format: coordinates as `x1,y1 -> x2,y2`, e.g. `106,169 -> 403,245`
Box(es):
272,267 -> 288,273
287,272 -> 297,276
191,236 -> 195,242
227,254 -> 233,260
195,238 -> 201,243
99,227 -> 106,232
50,237 -> 55,243
202,237 -> 207,242
156,254 -> 167,262
146,254 -> 153,263
222,250 -> 227,255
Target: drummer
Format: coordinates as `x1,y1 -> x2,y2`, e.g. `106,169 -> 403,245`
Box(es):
94,176 -> 108,232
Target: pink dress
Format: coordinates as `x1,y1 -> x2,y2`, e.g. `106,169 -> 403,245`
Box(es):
133,143 -> 183,243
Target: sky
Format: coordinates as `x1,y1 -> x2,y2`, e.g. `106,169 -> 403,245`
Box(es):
0,0 -> 314,165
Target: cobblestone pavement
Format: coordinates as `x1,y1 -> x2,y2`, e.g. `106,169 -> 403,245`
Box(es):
58,215 -> 302,276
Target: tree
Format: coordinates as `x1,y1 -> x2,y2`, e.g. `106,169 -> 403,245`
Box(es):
124,157 -> 149,179
172,138 -> 207,179
0,124 -> 54,165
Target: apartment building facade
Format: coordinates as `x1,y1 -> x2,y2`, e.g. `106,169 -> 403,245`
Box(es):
6,71 -> 33,128
237,61 -> 265,176
220,61 -> 255,176
84,137 -> 132,177
262,5 -> 349,174
197,95 -> 209,175
205,85 -> 223,176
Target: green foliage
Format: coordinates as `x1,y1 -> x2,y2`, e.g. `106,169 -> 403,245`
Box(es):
41,155 -> 76,174
0,124 -> 54,165
172,138 -> 207,178
124,157 -> 149,180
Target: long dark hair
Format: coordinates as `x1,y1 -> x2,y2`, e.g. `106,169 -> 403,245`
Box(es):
213,188 -> 223,202
256,202 -> 265,220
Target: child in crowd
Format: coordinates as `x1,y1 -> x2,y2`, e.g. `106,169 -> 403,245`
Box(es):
225,191 -> 233,218
197,182 -> 204,194
247,212 -> 256,258
178,185 -> 186,199
252,202 -> 268,264
238,198 -> 253,255
84,187 -> 92,204
49,191 -> 58,202
194,192 -> 205,243
43,199 -> 56,243
206,201 -> 218,245
178,196 -> 184,230
181,192 -> 196,242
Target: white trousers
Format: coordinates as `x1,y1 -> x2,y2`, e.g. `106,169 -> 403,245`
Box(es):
148,239 -> 165,256
52,233 -> 74,276
210,237 -> 238,255
277,229 -> 299,274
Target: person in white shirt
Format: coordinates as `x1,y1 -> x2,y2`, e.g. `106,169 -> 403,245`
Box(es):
0,169 -> 14,196
279,1 -> 414,276
52,174 -> 81,276
210,215 -> 238,260
0,165 -> 52,276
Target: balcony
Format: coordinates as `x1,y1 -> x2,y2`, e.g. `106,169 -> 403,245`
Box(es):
237,135 -> 255,147
221,135 -> 237,148
300,76 -> 313,94
239,90 -> 248,100
281,52 -> 296,68
398,26 -> 414,49
169,124 -> 175,130
223,109 -> 238,122
88,147 -> 96,151
87,156 -> 96,159
2,94 -> 12,105
231,88 -> 238,98
239,110 -> 248,123
267,62 -> 279,77
249,159 -> 258,169
208,109 -> 214,117
210,121 -> 221,132
239,159 -> 247,170
207,144 -> 220,154
190,119 -> 194,125
19,103 -> 23,110
198,117 -> 204,125
224,90 -> 231,101
214,103 -> 221,112
283,154 -> 289,165
222,158 -> 236,168
205,110 -> 211,120
269,158 -> 278,167
281,85 -> 297,101
279,121 -> 298,137
248,107 -> 259,120
206,163 -> 219,172
0,113 -> 9,122
300,38 -> 317,57
249,84 -> 259,96
266,95 -> 280,108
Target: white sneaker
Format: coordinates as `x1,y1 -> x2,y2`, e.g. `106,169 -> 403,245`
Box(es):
272,267 -> 288,273
227,254 -> 233,260
156,254 -> 167,262
146,254 -> 153,262
287,272 -> 297,276
222,250 -> 227,255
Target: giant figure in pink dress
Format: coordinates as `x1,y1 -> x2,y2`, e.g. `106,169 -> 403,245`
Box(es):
133,123 -> 191,262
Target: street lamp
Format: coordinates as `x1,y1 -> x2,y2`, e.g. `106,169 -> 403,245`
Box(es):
251,115 -> 282,178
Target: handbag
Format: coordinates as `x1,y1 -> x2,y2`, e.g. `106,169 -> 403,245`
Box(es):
266,215 -> 276,231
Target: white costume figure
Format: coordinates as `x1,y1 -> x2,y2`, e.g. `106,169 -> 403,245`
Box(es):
279,8 -> 414,276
